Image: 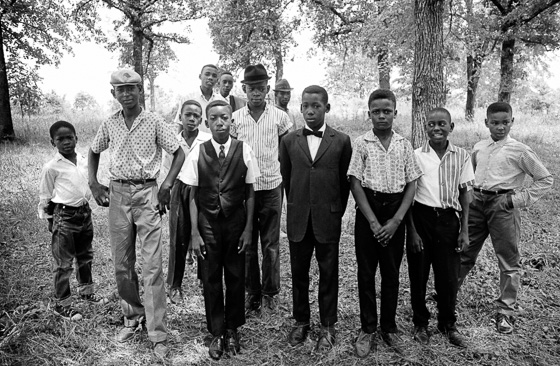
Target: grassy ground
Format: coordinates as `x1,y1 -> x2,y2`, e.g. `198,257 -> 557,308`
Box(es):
0,108 -> 559,365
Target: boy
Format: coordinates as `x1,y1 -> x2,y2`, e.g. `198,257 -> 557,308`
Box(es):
231,64 -> 292,314
406,108 -> 474,348
279,85 -> 352,352
182,100 -> 259,360
38,121 -> 107,321
89,69 -> 185,358
218,71 -> 247,112
458,102 -> 553,334
173,64 -> 226,133
274,78 -> 301,132
164,100 -> 211,304
347,89 -> 422,357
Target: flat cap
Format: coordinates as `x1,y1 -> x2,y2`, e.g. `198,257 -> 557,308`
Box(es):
110,69 -> 142,86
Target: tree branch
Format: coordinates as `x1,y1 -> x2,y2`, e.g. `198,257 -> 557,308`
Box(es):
311,0 -> 364,26
490,0 -> 507,15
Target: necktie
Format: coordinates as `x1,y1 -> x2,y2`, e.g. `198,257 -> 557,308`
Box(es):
219,145 -> 225,165
303,129 -> 323,138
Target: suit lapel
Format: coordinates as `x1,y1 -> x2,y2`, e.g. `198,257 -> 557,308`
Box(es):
296,130 -> 313,162
313,125 -> 333,164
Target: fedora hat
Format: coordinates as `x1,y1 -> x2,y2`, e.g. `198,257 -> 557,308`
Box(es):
273,79 -> 293,92
241,64 -> 272,85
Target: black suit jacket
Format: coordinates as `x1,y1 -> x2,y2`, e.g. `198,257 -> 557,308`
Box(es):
279,125 -> 352,244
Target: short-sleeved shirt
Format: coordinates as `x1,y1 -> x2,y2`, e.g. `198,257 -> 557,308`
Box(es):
231,103 -> 292,191
38,152 -> 91,219
180,137 -> 260,186
173,89 -> 227,133
276,106 -> 303,132
472,136 -> 553,208
91,109 -> 179,180
347,130 -> 422,193
414,141 -> 475,211
162,130 -> 212,176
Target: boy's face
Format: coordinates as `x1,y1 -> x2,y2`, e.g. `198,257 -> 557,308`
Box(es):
111,84 -> 142,110
219,74 -> 234,96
207,105 -> 233,143
425,110 -> 453,144
243,81 -> 270,108
275,91 -> 291,108
180,104 -> 203,132
200,66 -> 218,89
368,98 -> 397,132
51,127 -> 77,156
485,111 -> 514,141
301,93 -> 330,130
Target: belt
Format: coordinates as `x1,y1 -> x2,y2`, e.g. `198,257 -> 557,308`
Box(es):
112,179 -> 156,185
55,202 -> 89,211
473,187 -> 511,195
414,201 -> 456,214
364,188 -> 404,199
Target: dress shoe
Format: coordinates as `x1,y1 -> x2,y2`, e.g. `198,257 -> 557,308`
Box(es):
262,295 -> 278,313
496,313 -> 514,334
208,335 -> 224,360
288,322 -> 310,346
245,294 -> 261,313
413,326 -> 430,345
316,325 -> 335,353
447,330 -> 467,348
380,330 -> 404,354
354,329 -> 377,358
225,328 -> 241,354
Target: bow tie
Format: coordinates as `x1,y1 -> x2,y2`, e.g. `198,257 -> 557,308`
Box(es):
303,129 -> 323,138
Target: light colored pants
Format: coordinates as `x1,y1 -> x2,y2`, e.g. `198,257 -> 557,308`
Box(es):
459,191 -> 521,316
109,181 -> 167,343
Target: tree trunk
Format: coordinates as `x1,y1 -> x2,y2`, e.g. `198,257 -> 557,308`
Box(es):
273,33 -> 283,81
411,0 -> 445,149
378,47 -> 390,89
465,53 -> 482,122
498,38 -> 515,103
132,19 -> 145,108
148,74 -> 156,111
0,23 -> 14,140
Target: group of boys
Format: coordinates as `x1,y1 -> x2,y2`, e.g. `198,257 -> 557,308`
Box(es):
39,61 -> 552,361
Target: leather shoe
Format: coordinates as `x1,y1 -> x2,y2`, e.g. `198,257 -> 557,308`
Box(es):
447,330 -> 467,348
354,330 -> 377,358
169,287 -> 183,304
208,335 -> 224,360
225,328 -> 241,354
116,325 -> 137,342
245,294 -> 261,313
288,322 -> 310,346
153,341 -> 168,358
380,330 -> 404,354
496,313 -> 514,334
316,325 -> 335,353
413,326 -> 430,345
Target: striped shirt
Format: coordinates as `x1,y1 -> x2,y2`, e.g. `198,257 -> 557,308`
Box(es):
472,136 -> 553,208
347,130 -> 423,193
414,141 -> 474,211
231,103 -> 292,191
91,109 -> 179,180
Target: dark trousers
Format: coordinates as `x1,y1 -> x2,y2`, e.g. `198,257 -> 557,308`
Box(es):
167,180 -> 192,289
289,218 -> 339,326
407,202 -> 460,331
245,185 -> 281,297
199,207 -> 246,336
51,203 -> 94,306
355,189 -> 405,334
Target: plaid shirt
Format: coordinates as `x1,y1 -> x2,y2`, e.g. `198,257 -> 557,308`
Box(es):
91,109 -> 179,180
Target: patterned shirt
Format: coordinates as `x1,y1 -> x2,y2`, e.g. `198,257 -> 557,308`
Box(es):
231,103 -> 292,191
91,109 -> 179,180
38,152 -> 91,219
347,130 -> 423,193
472,136 -> 553,208
414,141 -> 475,211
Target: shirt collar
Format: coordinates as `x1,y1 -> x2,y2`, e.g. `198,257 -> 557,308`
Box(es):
211,136 -> 231,151
304,123 -> 326,133
488,135 -> 510,146
245,102 -> 269,115
421,140 -> 457,153
364,129 -> 402,142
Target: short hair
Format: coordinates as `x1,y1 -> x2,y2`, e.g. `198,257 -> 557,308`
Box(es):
220,71 -> 233,79
427,107 -> 451,122
487,102 -> 512,116
302,85 -> 328,104
368,89 -> 397,109
180,100 -> 202,114
49,120 -> 76,139
200,64 -> 218,73
206,99 -> 232,117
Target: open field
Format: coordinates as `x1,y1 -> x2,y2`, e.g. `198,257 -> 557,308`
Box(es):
1,108 -> 559,365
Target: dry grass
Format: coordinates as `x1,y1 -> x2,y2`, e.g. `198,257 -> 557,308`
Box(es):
1,107 -> 559,365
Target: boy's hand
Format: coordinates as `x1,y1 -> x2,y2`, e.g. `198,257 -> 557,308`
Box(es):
47,219 -> 53,233
406,229 -> 423,253
457,230 -> 469,253
191,233 -> 206,260
186,241 -> 194,265
90,182 -> 110,207
369,220 -> 383,237
238,229 -> 252,254
377,218 -> 401,245
157,183 -> 172,215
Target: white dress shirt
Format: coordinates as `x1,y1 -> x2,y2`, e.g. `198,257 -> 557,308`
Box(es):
304,123 -> 326,161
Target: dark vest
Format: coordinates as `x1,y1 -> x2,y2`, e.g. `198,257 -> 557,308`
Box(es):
198,139 -> 247,219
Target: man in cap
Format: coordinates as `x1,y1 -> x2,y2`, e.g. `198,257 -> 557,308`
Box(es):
274,78 -> 301,132
231,64 -> 292,314
89,69 -> 185,358
219,70 -> 247,113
